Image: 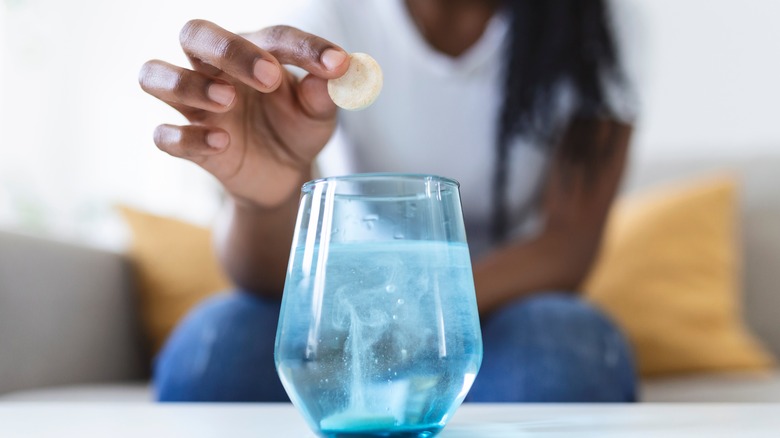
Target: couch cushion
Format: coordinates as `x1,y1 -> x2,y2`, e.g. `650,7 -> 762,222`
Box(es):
642,371 -> 780,402
624,154 -> 780,358
0,231 -> 148,395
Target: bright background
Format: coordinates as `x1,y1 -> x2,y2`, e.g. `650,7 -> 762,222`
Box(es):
1,0 -> 778,249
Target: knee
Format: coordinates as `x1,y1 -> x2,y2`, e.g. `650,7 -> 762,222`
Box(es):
486,293 -> 620,346
472,293 -> 637,402
491,293 -> 633,360
154,290 -> 287,402
181,290 -> 282,328
158,291 -> 282,355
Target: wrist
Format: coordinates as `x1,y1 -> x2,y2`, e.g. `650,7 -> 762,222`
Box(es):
227,166 -> 312,213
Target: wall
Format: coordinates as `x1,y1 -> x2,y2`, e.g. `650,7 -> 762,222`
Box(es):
624,0 -> 780,161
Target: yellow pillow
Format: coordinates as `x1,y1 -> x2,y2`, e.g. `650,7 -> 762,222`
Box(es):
585,175 -> 775,377
119,206 -> 230,353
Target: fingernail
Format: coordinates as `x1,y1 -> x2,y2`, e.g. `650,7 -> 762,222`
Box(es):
253,59 -> 280,87
207,83 -> 235,106
206,131 -> 229,149
321,49 -> 347,71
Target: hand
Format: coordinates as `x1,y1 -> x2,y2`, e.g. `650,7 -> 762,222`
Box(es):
139,20 -> 350,208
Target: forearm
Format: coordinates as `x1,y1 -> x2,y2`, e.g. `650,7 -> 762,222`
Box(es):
472,226 -> 602,317
214,186 -> 304,299
473,119 -> 632,316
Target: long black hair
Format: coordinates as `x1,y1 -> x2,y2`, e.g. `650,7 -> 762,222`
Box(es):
492,0 -> 629,240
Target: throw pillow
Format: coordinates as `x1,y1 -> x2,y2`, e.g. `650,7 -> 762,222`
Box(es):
585,175 -> 775,376
119,206 -> 230,353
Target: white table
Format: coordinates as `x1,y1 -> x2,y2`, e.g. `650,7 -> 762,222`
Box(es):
0,403 -> 778,437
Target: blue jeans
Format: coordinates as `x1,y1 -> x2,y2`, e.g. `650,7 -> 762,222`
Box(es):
154,291 -> 637,402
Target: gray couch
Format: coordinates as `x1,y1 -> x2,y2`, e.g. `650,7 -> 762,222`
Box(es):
1,154 -> 779,402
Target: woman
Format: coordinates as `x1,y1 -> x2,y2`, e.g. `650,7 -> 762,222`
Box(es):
139,0 -> 637,402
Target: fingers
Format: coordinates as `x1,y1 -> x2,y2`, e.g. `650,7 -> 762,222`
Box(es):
139,60 -> 236,113
153,124 -> 229,162
179,19 -> 284,92
249,25 -> 350,78
174,19 -> 350,105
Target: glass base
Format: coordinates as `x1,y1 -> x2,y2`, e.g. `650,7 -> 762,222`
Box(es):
321,425 -> 442,438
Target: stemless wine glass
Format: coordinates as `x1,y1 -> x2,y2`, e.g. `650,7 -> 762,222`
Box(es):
275,173 -> 482,438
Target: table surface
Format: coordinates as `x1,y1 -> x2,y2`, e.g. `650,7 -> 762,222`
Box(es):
1,403 -> 778,437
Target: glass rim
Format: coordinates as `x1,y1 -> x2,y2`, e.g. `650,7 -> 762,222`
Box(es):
302,173 -> 460,193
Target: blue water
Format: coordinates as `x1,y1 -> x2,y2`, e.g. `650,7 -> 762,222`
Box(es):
276,241 -> 482,438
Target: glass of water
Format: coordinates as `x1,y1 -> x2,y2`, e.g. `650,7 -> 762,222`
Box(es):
275,174 -> 482,438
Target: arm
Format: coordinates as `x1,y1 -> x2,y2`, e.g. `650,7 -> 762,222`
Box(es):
213,180 -> 305,298
473,118 -> 632,316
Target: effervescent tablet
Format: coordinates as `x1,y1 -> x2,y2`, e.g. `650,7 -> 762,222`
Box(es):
327,53 -> 383,111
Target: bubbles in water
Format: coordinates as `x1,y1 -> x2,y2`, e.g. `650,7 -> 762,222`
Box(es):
397,298 -> 405,306
385,284 -> 396,293
392,314 -> 398,320
362,214 -> 379,230
403,202 -> 418,219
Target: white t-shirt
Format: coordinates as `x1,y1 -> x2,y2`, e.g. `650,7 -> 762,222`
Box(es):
289,0 -> 558,258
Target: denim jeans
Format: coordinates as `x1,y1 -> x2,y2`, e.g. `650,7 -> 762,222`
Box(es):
154,291 -> 637,402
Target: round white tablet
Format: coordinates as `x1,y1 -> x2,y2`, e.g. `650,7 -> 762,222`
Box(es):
327,53 -> 383,111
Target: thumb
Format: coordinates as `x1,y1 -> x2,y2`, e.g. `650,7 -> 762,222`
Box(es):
297,74 -> 338,120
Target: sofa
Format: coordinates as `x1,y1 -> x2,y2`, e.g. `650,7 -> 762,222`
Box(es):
1,153 -> 779,402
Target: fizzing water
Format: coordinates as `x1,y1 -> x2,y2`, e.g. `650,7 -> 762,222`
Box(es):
276,240 -> 482,438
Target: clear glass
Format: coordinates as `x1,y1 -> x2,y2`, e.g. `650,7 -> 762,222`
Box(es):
275,174 -> 483,438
